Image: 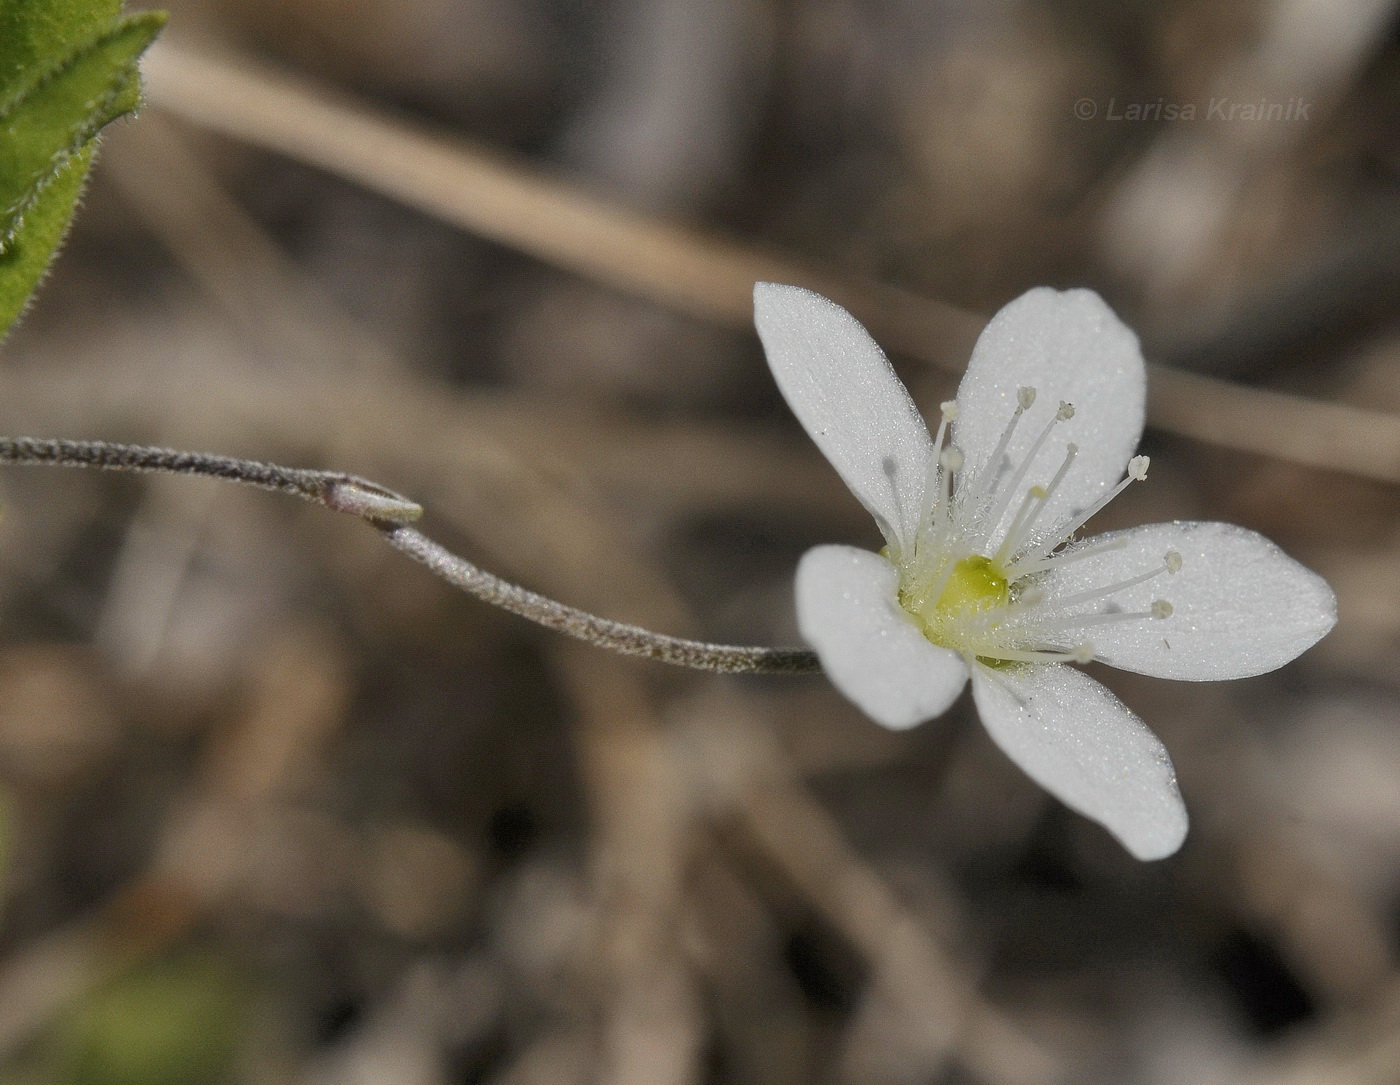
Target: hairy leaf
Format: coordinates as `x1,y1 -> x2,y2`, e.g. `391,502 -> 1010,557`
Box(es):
0,3 -> 166,339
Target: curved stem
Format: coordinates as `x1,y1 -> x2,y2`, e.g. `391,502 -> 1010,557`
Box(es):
0,436 -> 424,521
378,524 -> 819,674
0,436 -> 821,675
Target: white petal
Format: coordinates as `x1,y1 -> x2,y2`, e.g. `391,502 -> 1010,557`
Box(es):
796,545 -> 967,729
1040,521 -> 1336,680
970,662 -> 1187,860
953,288 -> 1145,545
756,284 -> 933,556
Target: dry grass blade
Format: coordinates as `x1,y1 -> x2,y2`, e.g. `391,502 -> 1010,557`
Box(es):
1147,368 -> 1400,481
138,41 -> 1400,485
138,41 -> 980,362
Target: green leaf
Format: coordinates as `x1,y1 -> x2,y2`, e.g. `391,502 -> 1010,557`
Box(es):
0,4 -> 166,339
0,144 -> 92,332
0,0 -> 121,93
1,15 -> 165,245
53,952 -> 248,1085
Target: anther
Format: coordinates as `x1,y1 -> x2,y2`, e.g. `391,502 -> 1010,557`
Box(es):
1056,401 -> 1075,421
1151,600 -> 1173,619
940,447 -> 963,471
940,400 -> 959,422
1165,551 -> 1182,574
1129,455 -> 1150,481
1072,643 -> 1094,664
1017,387 -> 1037,410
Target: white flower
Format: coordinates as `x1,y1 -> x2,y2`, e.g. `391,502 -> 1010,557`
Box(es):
755,283 -> 1336,860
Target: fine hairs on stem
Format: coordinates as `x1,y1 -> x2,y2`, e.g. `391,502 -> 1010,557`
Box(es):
0,437 -> 821,676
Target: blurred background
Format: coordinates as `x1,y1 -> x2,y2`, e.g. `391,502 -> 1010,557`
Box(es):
0,0 -> 1398,1081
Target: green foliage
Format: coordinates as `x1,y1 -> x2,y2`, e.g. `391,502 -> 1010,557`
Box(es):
0,0 -> 167,340
53,952 -> 248,1085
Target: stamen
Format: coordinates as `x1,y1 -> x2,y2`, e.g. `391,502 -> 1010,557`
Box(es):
1037,553 -> 1175,613
1012,536 -> 1127,578
993,485 -> 1047,566
1052,606 -> 1168,629
916,488 -> 968,609
915,402 -> 963,554
999,442 -> 1079,571
912,448 -> 966,578
984,643 -> 1094,665
1035,457 -> 1150,555
971,388 -> 1035,496
1042,441 -> 1078,495
915,402 -> 962,559
979,402 -> 1074,546
957,600 -> 1019,635
929,401 -> 957,465
937,447 -> 963,531
871,508 -> 901,562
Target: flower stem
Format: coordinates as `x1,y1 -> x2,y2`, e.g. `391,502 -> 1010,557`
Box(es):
377,523 -> 818,673
0,437 -> 425,521
0,436 -> 820,675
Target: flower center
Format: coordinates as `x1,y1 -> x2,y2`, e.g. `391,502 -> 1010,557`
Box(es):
894,388 -> 1180,666
900,554 -> 1009,648
930,554 -> 1008,617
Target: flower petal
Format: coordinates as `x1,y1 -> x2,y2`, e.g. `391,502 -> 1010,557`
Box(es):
1040,521 -> 1336,680
796,545 -> 967,729
970,662 -> 1187,860
953,288 -> 1146,546
756,283 -> 933,556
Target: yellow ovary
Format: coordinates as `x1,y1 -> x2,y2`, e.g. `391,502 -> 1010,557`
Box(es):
901,554 -> 1009,651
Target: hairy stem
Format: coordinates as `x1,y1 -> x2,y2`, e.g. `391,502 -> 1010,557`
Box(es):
0,436 -> 820,675
378,523 -> 819,674
0,436 -> 424,520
